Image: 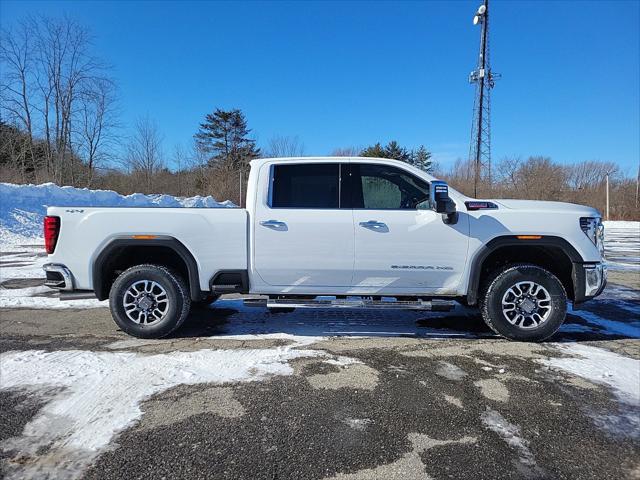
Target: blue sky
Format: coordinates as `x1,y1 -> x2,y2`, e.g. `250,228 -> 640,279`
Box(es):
2,0 -> 639,174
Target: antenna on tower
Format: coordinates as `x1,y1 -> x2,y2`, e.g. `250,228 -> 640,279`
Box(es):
469,0 -> 500,198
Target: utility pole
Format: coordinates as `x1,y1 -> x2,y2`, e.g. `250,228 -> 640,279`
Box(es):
605,172 -> 610,221
469,0 -> 499,198
636,162 -> 640,210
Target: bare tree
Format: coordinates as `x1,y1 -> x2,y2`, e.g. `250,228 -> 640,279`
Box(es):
265,135 -> 305,157
33,16 -> 108,183
331,146 -> 361,157
76,77 -> 118,186
566,160 -> 618,191
1,16 -> 115,184
496,156 -> 522,190
125,116 -> 164,192
0,19 -> 37,180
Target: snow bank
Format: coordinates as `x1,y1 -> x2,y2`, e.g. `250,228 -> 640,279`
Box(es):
0,182 -> 235,243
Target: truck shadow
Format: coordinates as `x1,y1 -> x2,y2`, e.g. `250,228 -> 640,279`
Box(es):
174,299 -> 640,342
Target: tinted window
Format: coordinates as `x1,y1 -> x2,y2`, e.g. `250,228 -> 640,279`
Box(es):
350,164 -> 429,209
270,163 -> 340,208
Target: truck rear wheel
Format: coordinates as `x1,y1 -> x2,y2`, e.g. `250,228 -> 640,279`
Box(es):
480,264 -> 567,342
109,264 -> 191,339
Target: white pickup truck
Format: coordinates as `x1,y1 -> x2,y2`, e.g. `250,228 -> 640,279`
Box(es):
43,157 -> 606,341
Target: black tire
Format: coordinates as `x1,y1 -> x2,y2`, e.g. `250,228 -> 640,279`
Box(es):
480,264 -> 567,342
109,264 -> 191,339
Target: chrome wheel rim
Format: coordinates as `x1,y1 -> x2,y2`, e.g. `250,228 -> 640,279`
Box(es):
501,281 -> 552,329
122,280 -> 169,324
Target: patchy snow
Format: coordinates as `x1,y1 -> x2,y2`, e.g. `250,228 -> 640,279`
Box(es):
544,344 -> 640,407
0,247 -> 106,309
0,182 -> 235,241
603,220 -> 640,271
481,408 -> 544,477
0,341 -> 327,480
543,343 -> 640,438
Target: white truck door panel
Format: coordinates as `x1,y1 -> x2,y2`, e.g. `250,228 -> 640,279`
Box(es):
254,210 -> 354,286
349,162 -> 469,293
253,162 -> 354,287
352,210 -> 469,292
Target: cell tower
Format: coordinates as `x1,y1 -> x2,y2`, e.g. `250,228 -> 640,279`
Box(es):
469,0 -> 499,198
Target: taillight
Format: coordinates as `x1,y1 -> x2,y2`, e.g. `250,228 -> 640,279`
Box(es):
44,216 -> 60,254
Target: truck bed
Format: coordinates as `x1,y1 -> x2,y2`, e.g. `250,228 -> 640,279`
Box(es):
46,207 -> 248,292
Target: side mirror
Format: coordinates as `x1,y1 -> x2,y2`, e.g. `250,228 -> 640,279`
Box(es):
429,180 -> 458,224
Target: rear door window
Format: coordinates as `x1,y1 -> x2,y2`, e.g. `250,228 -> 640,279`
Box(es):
270,163 -> 341,208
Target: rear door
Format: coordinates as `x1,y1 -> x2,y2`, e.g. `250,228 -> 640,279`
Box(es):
349,163 -> 469,294
253,162 -> 354,287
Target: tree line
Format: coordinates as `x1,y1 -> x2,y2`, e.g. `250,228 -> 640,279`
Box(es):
1,16 -> 637,219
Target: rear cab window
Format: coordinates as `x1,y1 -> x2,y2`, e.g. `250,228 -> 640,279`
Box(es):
269,163 -> 345,208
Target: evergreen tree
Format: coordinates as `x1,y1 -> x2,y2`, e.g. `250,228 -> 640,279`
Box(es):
384,141 -> 411,163
360,142 -> 386,158
360,141 -> 411,163
411,145 -> 433,172
195,108 -> 260,169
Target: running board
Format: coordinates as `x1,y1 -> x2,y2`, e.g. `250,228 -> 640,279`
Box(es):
244,297 -> 455,311
59,291 -> 97,301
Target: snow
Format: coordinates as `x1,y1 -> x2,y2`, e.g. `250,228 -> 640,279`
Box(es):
0,247 -> 107,309
544,344 -> 640,407
543,343 -> 640,438
603,220 -> 640,271
0,340 -> 329,480
0,182 -> 235,242
481,408 -> 543,477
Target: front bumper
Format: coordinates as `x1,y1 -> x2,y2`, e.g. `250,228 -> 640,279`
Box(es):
573,261 -> 607,304
43,263 -> 74,291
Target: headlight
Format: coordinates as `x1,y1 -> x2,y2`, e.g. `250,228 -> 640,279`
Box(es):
580,216 -> 604,255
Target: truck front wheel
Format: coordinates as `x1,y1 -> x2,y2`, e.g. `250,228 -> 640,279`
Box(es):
109,264 -> 191,338
480,264 -> 567,342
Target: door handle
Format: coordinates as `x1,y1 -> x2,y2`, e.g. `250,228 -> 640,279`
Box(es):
359,220 -> 388,231
260,220 -> 287,231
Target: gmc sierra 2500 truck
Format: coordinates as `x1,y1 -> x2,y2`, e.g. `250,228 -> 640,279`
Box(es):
43,157 -> 606,341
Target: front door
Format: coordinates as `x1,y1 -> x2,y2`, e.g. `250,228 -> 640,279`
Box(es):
349,163 -> 469,295
253,162 -> 354,287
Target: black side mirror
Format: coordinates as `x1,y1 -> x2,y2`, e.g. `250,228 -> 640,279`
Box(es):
429,180 -> 458,224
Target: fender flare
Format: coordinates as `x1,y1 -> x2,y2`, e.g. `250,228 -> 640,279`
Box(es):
466,235 -> 583,305
92,236 -> 202,301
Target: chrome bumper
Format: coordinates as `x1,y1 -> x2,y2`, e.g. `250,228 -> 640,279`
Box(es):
43,263 -> 74,291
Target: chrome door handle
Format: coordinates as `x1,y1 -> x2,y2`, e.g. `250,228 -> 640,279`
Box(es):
359,220 -> 388,231
260,220 -> 287,230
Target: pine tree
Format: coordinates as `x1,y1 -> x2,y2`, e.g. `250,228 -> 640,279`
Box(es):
411,145 -> 433,172
360,141 -> 411,163
384,141 -> 411,163
360,142 -> 386,158
195,108 -> 260,169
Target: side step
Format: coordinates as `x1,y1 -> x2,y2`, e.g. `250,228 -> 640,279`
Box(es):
244,297 -> 455,311
59,291 -> 97,301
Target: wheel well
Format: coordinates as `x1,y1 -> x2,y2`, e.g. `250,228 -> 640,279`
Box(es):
475,245 -> 575,303
94,241 -> 200,301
